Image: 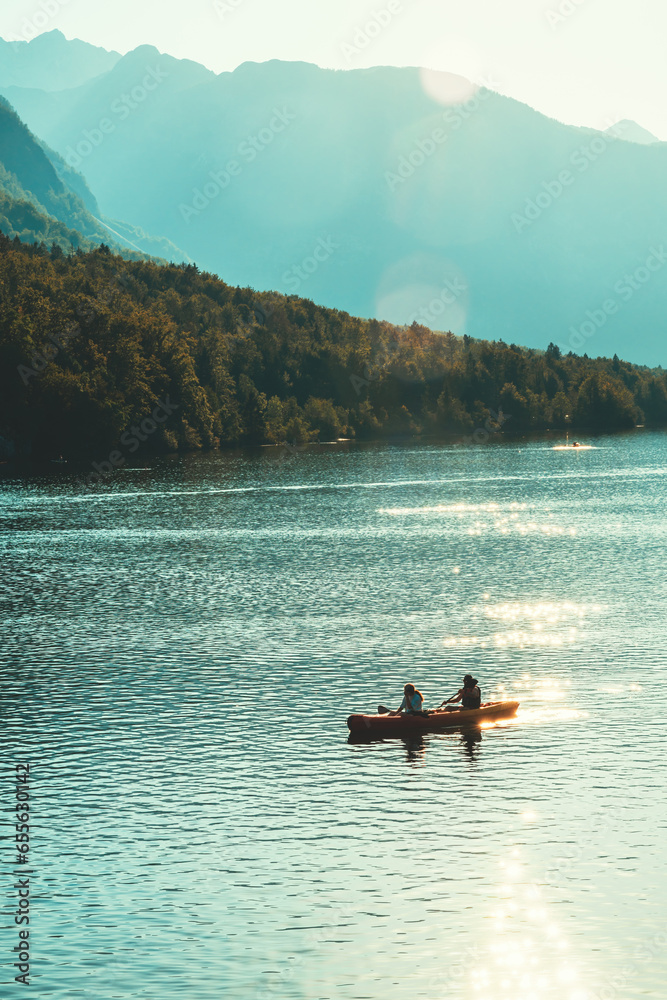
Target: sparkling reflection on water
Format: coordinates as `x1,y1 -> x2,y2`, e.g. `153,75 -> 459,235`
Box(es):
1,434 -> 667,998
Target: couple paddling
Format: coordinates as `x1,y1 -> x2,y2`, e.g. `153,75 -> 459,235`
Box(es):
380,675 -> 481,717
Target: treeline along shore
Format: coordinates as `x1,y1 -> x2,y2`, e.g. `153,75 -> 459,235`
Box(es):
1,234 -> 666,460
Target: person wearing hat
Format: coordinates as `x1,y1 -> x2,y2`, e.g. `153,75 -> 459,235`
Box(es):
439,675 -> 481,710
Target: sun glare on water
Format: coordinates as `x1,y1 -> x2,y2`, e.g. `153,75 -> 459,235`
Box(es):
378,501 -> 577,537
441,601 -> 605,653
464,854 -> 588,1000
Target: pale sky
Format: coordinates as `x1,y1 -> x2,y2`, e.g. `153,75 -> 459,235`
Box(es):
2,0 -> 667,139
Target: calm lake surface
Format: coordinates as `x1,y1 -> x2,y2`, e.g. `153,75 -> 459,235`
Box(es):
2,433 -> 667,999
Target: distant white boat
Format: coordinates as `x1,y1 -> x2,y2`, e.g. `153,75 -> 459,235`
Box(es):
552,442 -> 594,451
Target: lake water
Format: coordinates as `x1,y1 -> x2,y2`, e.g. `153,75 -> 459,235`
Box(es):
2,433 -> 667,999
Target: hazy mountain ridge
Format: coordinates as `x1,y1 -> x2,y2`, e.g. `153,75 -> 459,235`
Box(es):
0,186 -> 118,257
2,33 -> 666,365
0,95 -> 189,261
0,94 -> 94,232
604,119 -> 661,145
0,29 -> 120,90
39,139 -> 102,214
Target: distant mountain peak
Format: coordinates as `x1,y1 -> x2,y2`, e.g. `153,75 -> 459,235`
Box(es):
30,28 -> 66,42
25,29 -> 119,57
0,30 -> 120,91
605,119 -> 661,145
118,43 -> 163,59
3,55 -> 667,367
92,44 -> 216,95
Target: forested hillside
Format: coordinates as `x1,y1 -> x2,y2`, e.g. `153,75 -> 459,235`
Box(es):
0,97 -> 187,262
6,46 -> 666,365
1,236 -> 665,460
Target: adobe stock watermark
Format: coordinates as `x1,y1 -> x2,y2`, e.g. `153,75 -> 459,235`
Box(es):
385,84 -> 496,192
64,66 -> 169,169
8,0 -> 73,43
281,236 -> 339,293
255,438 -> 309,488
349,336 -> 408,395
17,270 -> 130,386
591,931 -> 667,1000
13,763 -> 32,987
340,1 -> 403,63
462,408 -> 510,445
406,275 -> 468,327
511,120 -> 630,233
545,0 -> 591,30
179,107 -> 296,223
250,902 -> 362,998
426,944 -> 483,996
560,245 -> 667,354
233,297 -> 276,346
78,396 -> 179,490
213,0 -> 247,16
539,805 -> 666,1000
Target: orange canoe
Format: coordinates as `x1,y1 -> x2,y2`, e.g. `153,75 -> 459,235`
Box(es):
347,700 -> 520,737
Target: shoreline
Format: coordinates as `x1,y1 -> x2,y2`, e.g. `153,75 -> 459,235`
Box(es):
0,424 -> 657,479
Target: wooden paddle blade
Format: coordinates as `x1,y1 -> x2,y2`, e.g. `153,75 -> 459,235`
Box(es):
377,705 -> 391,714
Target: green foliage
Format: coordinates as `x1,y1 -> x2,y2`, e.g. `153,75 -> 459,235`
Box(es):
0,101 -> 170,262
0,187 -> 91,252
0,234 -> 664,459
0,177 -> 164,264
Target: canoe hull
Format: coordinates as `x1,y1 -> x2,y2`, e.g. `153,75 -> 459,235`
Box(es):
346,701 -> 520,737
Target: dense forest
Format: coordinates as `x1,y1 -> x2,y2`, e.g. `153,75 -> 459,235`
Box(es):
1,234 -> 666,460
0,186 -> 123,257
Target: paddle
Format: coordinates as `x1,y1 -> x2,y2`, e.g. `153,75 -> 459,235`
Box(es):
436,694 -> 459,711
379,692 -> 459,714
377,703 -> 429,717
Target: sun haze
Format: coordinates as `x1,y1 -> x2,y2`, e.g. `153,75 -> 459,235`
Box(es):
1,0 -> 666,138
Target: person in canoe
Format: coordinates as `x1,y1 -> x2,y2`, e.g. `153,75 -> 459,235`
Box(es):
379,683 -> 427,716
439,675 -> 481,711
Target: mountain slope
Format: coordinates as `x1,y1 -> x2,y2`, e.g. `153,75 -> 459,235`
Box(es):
2,43 -> 215,157
39,140 -> 102,213
0,30 -> 120,90
4,48 -> 667,366
0,188 -> 100,251
0,93 -> 93,232
605,120 -> 661,145
0,96 -> 189,261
